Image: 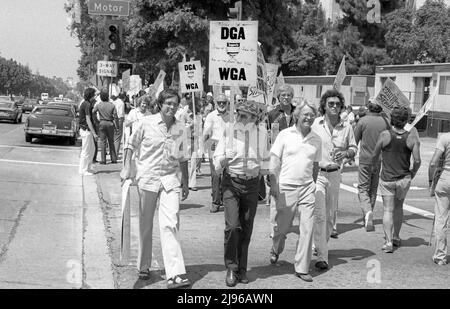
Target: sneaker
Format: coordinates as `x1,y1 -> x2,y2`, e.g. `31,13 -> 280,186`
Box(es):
365,211 -> 374,232
269,251 -> 279,264
167,275 -> 191,289
295,272 -> 313,282
392,237 -> 401,247
210,204 -> 220,213
432,258 -> 447,266
382,242 -> 394,253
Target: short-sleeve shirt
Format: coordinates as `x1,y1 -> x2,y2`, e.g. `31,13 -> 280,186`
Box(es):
270,126 -> 322,186
125,113 -> 188,192
203,110 -> 230,141
436,132 -> 450,169
78,100 -> 92,131
312,116 -> 358,169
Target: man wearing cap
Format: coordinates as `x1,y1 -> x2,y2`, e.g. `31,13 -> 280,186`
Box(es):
203,93 -> 231,213
214,100 -> 270,287
354,100 -> 390,232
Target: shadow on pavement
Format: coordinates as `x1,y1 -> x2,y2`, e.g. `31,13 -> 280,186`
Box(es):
328,248 -> 375,267
246,262 -> 295,282
133,270 -> 165,289
337,222 -> 362,235
399,237 -> 429,248
184,264 -> 225,288
180,203 -> 204,211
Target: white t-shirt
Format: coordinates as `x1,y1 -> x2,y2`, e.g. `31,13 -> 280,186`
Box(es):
113,98 -> 125,118
203,110 -> 230,141
270,126 -> 322,186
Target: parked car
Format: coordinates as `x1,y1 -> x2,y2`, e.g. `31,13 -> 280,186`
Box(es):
22,99 -> 37,113
48,100 -> 79,115
24,105 -> 78,145
0,99 -> 22,123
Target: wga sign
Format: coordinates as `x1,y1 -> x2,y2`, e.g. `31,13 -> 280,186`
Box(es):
367,0 -> 381,24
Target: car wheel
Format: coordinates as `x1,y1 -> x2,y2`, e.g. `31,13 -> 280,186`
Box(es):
25,133 -> 32,143
69,136 -> 76,145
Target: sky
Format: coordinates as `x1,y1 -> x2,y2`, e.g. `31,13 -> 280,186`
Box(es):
0,0 -> 81,81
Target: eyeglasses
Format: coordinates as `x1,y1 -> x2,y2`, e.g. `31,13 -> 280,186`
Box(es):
237,112 -> 256,121
327,101 -> 342,108
217,101 -> 228,105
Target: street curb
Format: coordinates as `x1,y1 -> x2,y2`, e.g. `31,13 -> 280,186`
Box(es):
81,175 -> 115,289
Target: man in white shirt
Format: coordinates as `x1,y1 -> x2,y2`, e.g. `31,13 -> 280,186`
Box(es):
269,100 -> 321,282
312,89 -> 357,271
203,93 -> 231,213
121,89 -> 191,289
113,92 -> 125,157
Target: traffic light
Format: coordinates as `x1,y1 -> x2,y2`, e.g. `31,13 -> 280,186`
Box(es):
105,21 -> 122,57
227,1 -> 242,20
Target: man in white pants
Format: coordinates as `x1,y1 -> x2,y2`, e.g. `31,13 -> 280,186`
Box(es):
269,100 -> 321,282
312,89 -> 357,271
78,87 -> 98,176
121,89 -> 191,289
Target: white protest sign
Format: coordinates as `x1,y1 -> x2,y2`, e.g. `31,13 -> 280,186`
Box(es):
122,69 -> 131,92
247,42 -> 267,104
333,56 -> 346,91
265,63 -> 279,106
97,61 -> 118,77
153,70 -> 166,98
209,20 -> 258,87
405,87 -> 438,131
178,60 -> 203,93
129,75 -> 142,97
375,78 -> 410,117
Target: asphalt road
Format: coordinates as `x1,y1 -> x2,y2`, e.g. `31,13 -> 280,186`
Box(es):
0,114 -> 112,289
0,114 -> 447,289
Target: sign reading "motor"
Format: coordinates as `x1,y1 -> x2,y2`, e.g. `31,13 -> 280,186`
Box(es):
88,0 -> 130,16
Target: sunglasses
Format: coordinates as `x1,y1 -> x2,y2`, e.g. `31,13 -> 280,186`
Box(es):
217,101 -> 228,105
327,101 -> 342,108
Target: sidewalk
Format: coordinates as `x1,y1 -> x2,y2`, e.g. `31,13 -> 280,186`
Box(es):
91,136 -> 445,289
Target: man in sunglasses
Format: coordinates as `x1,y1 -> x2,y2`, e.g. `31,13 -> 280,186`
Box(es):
203,93 -> 231,213
311,89 -> 358,271
214,100 -> 270,287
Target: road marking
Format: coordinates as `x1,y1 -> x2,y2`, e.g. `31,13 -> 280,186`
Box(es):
340,183 -> 434,219
0,144 -> 77,152
0,158 -> 78,167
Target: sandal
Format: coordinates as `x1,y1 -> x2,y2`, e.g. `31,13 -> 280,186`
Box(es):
167,275 -> 191,289
139,269 -> 151,280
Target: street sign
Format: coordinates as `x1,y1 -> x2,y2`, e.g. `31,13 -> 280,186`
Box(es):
209,20 -> 258,87
178,60 -> 203,93
97,61 -> 118,77
88,0 -> 130,17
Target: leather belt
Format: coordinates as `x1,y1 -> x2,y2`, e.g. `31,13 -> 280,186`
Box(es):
320,167 -> 340,173
226,172 -> 259,180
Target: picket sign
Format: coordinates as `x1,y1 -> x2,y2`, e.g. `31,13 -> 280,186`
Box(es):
374,78 -> 410,117
405,87 -> 438,131
333,56 -> 346,92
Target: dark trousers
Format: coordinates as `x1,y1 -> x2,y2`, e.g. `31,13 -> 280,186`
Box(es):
209,154 -> 222,206
114,117 -> 124,157
99,121 -> 117,163
222,173 -> 259,272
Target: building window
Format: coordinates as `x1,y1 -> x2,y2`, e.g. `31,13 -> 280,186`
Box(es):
439,76 -> 450,95
380,76 -> 396,86
316,85 -> 322,98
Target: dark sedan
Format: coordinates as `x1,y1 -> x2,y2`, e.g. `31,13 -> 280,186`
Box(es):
24,105 -> 78,145
0,99 -> 22,123
22,99 -> 38,113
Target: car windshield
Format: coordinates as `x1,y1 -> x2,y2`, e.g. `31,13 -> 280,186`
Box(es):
34,108 -> 72,117
0,102 -> 14,109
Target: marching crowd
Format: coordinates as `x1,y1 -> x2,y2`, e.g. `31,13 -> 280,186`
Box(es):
77,84 -> 449,289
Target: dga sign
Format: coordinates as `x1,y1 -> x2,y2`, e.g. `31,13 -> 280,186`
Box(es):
88,0 -> 130,16
209,21 -> 258,87
178,60 -> 203,93
97,60 -> 118,77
